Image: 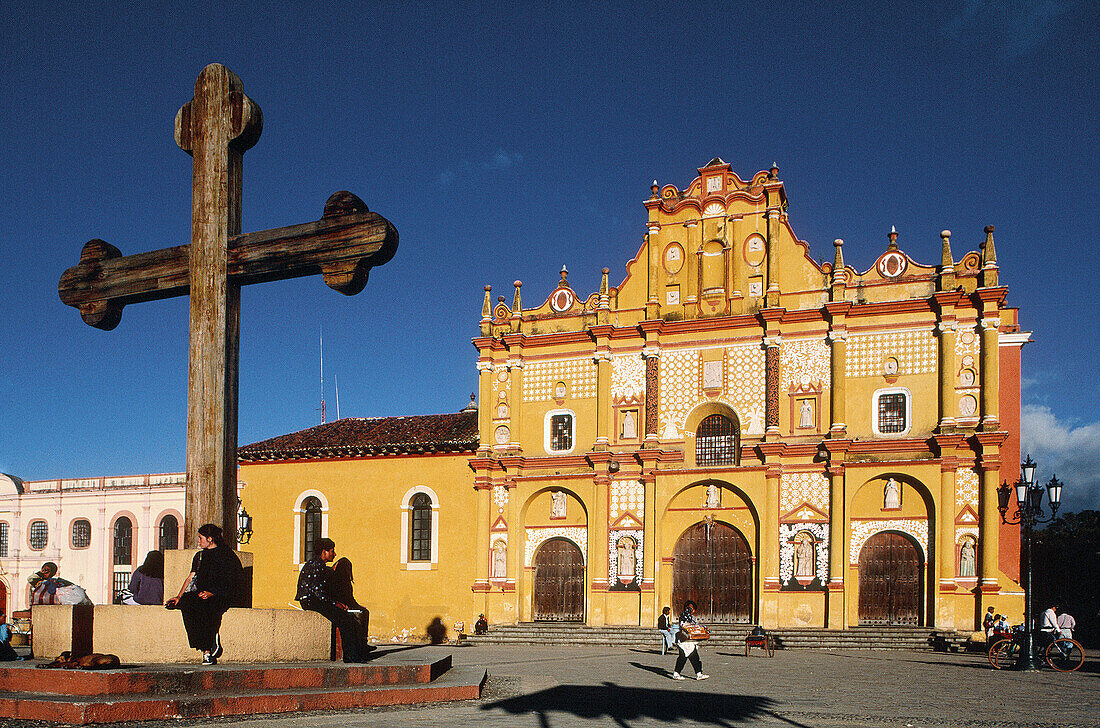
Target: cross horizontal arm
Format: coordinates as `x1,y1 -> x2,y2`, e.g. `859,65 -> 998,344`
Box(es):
59,191 -> 398,330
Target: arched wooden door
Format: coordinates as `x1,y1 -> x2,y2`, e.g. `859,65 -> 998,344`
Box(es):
0,580 -> 6,615
532,538 -> 585,622
671,521 -> 753,623
858,531 -> 923,625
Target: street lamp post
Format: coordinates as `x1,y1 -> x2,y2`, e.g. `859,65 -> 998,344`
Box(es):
997,455 -> 1064,671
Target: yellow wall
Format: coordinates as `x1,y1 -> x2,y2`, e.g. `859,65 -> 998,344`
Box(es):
240,453 -> 477,642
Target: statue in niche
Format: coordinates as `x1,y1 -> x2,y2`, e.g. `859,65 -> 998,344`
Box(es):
492,539 -> 507,579
705,483 -> 721,509
621,410 -> 637,439
884,478 -> 901,509
794,533 -> 816,578
799,399 -> 814,428
616,537 -> 636,582
959,537 -> 976,577
551,490 -> 567,519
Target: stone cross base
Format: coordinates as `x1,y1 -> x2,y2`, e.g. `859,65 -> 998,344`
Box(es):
31,604 -> 330,663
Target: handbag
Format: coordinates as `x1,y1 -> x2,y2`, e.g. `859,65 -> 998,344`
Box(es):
680,623 -> 711,640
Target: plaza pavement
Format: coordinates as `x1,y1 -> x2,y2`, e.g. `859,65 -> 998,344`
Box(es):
3,643 -> 1097,727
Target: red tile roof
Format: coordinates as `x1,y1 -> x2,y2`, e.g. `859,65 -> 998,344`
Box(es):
237,411 -> 479,462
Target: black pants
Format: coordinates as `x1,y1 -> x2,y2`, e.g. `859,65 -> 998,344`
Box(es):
178,592 -> 229,652
301,599 -> 367,662
674,644 -> 703,674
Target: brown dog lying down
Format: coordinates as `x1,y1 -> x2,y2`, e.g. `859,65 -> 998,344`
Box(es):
37,651 -> 121,669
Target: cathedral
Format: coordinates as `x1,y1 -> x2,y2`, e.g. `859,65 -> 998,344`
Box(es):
237,158 -> 1028,640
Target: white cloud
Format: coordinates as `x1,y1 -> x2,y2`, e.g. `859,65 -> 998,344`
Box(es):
1020,404 -> 1100,513
483,149 -> 523,170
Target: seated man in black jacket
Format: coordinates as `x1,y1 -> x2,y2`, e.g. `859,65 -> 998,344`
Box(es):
296,538 -> 371,662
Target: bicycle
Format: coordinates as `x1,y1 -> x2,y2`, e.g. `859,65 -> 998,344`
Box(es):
988,626 -> 1084,672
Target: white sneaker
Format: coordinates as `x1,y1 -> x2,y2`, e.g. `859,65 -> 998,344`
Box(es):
695,673 -> 710,680
671,672 -> 686,680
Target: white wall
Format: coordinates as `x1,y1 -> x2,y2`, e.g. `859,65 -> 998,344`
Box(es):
0,473 -> 185,611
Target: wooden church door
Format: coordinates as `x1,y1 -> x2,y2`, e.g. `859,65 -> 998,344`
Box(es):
532,538 -> 585,622
858,531 -> 923,625
671,521 -> 753,623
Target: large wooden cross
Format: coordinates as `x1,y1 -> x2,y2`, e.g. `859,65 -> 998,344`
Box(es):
58,64 -> 398,547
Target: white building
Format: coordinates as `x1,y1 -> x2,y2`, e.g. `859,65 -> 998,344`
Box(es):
0,472 -> 185,612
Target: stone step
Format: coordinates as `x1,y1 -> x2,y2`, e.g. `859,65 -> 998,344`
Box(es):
0,655 -> 451,696
0,650 -> 486,725
465,625 -> 949,650
0,666 -> 487,725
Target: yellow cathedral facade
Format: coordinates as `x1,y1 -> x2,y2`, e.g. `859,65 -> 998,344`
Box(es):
238,159 -> 1029,640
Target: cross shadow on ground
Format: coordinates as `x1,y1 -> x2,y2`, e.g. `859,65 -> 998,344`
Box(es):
481,680 -> 793,728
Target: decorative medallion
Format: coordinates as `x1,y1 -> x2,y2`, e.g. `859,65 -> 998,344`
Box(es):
494,303 -> 510,320
743,235 -> 766,267
876,251 -> 908,278
493,425 -> 511,444
959,394 -> 977,417
549,288 -> 574,312
663,243 -> 684,274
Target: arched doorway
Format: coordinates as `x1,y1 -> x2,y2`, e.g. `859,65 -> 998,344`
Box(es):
671,521 -> 753,623
532,538 -> 585,622
858,531 -> 923,625
0,580 -> 7,615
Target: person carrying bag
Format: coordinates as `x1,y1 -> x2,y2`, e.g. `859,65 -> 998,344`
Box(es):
671,601 -> 710,681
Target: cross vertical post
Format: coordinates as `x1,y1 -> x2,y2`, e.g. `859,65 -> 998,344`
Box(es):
175,64 -> 262,544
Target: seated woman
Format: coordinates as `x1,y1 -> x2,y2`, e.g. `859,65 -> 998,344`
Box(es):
29,562 -> 92,605
125,550 -> 165,605
165,524 -> 242,666
332,557 -> 370,641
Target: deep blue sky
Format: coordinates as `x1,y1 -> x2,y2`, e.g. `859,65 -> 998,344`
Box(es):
2,2 -> 1097,511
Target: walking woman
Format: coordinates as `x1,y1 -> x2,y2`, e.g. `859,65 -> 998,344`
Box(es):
166,523 -> 242,665
671,600 -> 709,680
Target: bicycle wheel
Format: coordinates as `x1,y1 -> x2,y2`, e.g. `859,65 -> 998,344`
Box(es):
988,638 -> 1010,669
1044,639 -> 1084,672
992,639 -> 1021,670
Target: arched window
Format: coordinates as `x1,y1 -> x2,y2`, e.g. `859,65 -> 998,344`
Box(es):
159,515 -> 179,551
874,388 -> 910,436
301,497 -> 323,563
410,493 -> 432,562
696,414 -> 737,465
113,517 -> 133,565
28,520 -> 48,551
72,519 -> 92,549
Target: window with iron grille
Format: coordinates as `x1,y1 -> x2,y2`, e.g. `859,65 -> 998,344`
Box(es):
28,520 -> 48,550
410,493 -> 432,562
113,571 -> 131,602
549,413 -> 573,452
302,497 -> 322,563
0,522 -> 8,557
72,519 -> 92,549
113,517 -> 133,565
877,392 -> 907,434
159,515 -> 179,551
696,414 -> 737,466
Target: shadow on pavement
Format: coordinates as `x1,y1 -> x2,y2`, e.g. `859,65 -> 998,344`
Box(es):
482,681 -> 793,728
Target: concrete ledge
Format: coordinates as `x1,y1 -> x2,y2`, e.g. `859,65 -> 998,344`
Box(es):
32,605 -> 331,663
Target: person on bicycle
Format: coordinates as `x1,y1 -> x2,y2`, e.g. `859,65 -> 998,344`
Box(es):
1056,610 -> 1076,639
1039,603 -> 1060,648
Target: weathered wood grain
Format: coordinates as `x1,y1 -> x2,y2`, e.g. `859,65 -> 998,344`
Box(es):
56,64 -> 398,547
